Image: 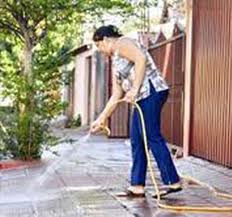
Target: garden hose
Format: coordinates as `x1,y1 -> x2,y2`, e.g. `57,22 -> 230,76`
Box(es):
100,99 -> 232,212
99,124 -> 111,137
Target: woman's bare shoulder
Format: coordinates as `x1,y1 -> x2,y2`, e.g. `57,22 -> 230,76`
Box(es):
116,37 -> 145,62
118,36 -> 138,45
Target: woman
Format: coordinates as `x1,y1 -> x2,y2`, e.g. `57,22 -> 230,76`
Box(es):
90,25 -> 182,198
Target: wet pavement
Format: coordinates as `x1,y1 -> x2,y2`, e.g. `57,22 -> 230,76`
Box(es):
0,127 -> 232,217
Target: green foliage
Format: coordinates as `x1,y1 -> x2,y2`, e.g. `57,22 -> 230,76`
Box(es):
66,114 -> 82,129
0,0 -> 133,160
123,0 -> 158,31
0,40 -> 72,160
0,107 -> 16,160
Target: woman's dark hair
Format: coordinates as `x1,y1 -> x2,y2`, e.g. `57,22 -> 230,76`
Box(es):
92,25 -> 123,42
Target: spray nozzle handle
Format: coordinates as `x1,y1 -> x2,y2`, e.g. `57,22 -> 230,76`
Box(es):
99,124 -> 111,136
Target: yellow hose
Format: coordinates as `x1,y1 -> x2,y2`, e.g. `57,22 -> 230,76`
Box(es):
101,99 -> 232,212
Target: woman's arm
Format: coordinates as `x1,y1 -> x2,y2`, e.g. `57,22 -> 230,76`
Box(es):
91,73 -> 123,132
97,73 -> 124,122
117,38 -> 146,102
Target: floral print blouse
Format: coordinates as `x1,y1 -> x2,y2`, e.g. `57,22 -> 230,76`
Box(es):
112,37 -> 169,101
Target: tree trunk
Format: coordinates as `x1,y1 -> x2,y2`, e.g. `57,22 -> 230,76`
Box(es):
23,44 -> 33,81
18,43 -> 35,160
160,0 -> 169,24
19,45 -> 33,114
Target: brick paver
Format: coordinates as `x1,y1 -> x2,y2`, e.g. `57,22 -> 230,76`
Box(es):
0,128 -> 231,217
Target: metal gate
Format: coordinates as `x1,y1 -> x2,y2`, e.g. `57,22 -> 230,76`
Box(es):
149,26 -> 185,147
190,0 -> 232,167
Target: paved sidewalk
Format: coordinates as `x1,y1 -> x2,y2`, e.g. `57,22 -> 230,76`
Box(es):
0,128 -> 232,217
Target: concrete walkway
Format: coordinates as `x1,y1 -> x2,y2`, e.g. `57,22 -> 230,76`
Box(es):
0,128 -> 232,217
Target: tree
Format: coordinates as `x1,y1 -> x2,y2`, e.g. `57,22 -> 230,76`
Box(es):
0,0 -> 132,160
160,0 -> 186,24
159,0 -> 169,24
122,0 -> 158,32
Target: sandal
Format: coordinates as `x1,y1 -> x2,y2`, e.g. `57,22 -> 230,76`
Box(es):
115,189 -> 145,198
152,186 -> 182,199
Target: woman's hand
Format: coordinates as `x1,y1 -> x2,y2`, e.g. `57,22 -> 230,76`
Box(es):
90,117 -> 105,134
123,87 -> 139,103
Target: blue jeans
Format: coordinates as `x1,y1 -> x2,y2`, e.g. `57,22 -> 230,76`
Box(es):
130,81 -> 180,186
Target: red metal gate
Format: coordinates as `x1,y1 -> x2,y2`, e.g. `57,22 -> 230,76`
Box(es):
149,26 -> 185,147
190,0 -> 232,167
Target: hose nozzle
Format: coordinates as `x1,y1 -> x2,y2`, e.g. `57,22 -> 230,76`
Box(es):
99,124 -> 111,136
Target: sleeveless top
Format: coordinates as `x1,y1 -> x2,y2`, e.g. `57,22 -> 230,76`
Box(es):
112,37 -> 169,101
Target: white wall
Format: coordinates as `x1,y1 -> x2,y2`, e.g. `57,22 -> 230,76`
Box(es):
73,48 -> 97,126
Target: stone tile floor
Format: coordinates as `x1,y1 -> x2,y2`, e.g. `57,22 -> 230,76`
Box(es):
0,127 -> 232,217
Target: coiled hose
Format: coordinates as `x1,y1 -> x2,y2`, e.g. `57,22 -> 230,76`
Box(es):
100,99 -> 232,212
